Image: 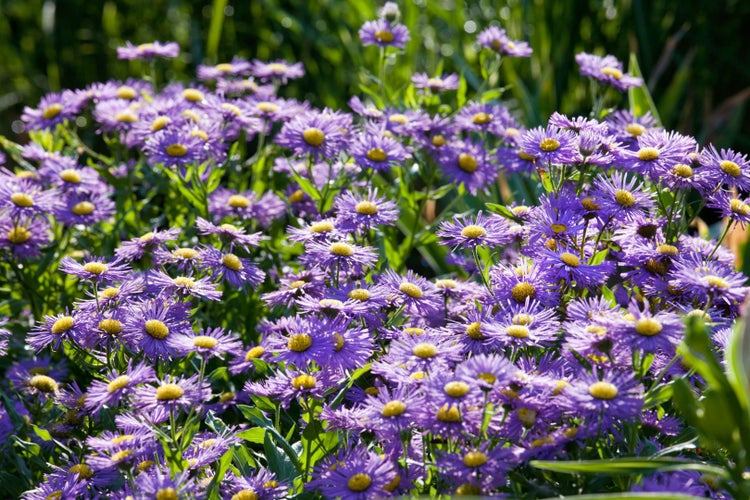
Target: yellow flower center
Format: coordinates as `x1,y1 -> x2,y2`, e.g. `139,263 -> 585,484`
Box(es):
228,194 -> 250,208
435,279 -> 457,289
83,262 -> 109,275
518,407 -> 538,427
232,490 -> 259,500
431,134 -> 446,147
731,199 -> 750,216
115,111 -> 138,123
289,280 -> 306,289
291,375 -> 316,389
399,282 -> 423,298
706,275 -> 729,289
11,193 -> 34,207
637,147 -> 659,161
29,374 -> 58,393
550,223 -> 567,234
219,392 -> 236,403
139,231 -> 155,242
288,333 -> 313,352
111,449 -> 133,462
348,473 -> 372,492
192,129 -> 209,141
388,114 -> 408,124
635,318 -> 663,336
589,381 -> 618,399
626,123 -> 646,137
156,487 -> 178,500
137,460 -> 156,472
457,153 -> 478,173
374,30 -> 395,43
518,150 -> 536,161
51,316 -> 75,334
601,66 -> 623,79
581,197 -> 601,211
156,383 -> 185,401
182,110 -> 201,122
173,276 -> 195,288
466,322 -> 484,339
151,116 -> 171,132
145,319 -> 169,339
68,463 -> 94,479
381,400 -> 407,417
412,342 -> 438,358
384,474 -> 401,492
173,248 -> 199,259
333,332 -> 345,351
348,289 -> 370,301
657,244 -> 678,256
614,189 -> 636,207
330,242 -> 354,256
365,387 -> 379,396
110,434 -> 135,445
302,127 -> 325,147
183,88 -> 205,102
587,325 -> 607,337
193,336 -> 218,349
257,102 -> 278,113
97,318 -> 122,336
107,375 -> 131,393
310,220 -> 334,232
463,451 -> 488,468
42,103 -> 63,120
436,404 -> 461,422
506,325 -> 530,338
116,86 -> 137,100
444,381 -> 470,397
366,148 -> 387,162
539,138 -> 560,152
222,253 -> 243,271
166,143 -> 188,157
672,164 -> 693,178
513,313 -> 532,325
511,282 -> 536,302
720,160 -> 741,178
460,225 -> 486,239
477,372 -> 496,385
472,112 -> 491,125
72,201 -> 95,215
245,346 -> 265,360
60,169 -> 82,184
222,103 -> 243,116
355,201 -> 379,215
560,252 -> 580,267
319,298 -> 343,309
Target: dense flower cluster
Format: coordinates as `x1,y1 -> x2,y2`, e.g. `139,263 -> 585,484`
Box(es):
0,6 -> 746,500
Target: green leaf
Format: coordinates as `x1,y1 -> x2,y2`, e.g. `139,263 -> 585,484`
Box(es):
238,427 -> 266,444
539,494 -> 709,500
628,53 -> 662,125
429,182 -> 455,200
530,457 -> 728,478
485,202 -> 517,220
238,405 -> 302,473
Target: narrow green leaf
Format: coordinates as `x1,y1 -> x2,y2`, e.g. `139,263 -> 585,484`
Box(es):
530,457 -> 728,478
628,53 -> 662,124
485,202 -> 517,220
541,493 -> 709,500
237,427 -> 266,444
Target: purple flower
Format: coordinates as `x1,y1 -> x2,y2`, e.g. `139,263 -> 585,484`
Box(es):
263,315 -> 336,368
308,445 -> 397,500
148,270 -> 223,301
199,246 -> 265,289
669,253 -> 749,309
575,52 -> 642,91
617,129 -> 697,181
123,298 -> 192,360
27,312 -> 88,352
334,188 -> 399,233
437,211 -> 513,250
699,144 -> 750,192
221,469 -> 289,500
84,361 -> 155,410
0,179 -> 59,219
605,110 -> 660,145
115,227 -> 181,262
250,59 -> 305,83
245,368 -> 337,409
440,443 -> 513,492
144,126 -> 207,169
519,126 -> 581,165
455,101 -> 517,136
21,90 -> 84,131
134,374 -> 211,423
477,26 -> 533,57
436,140 -> 498,195
131,469 -> 198,499
302,238 -> 379,278
275,109 -> 350,160
116,41 -> 180,60
197,57 -> 253,80
348,131 -> 410,171
0,216 -> 51,259
376,269 -> 444,317
195,217 -> 262,252
59,256 -> 131,285
359,18 -> 410,49
411,72 -> 460,93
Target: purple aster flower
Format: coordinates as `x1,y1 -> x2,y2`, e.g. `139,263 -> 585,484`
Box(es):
548,112 -> 609,135
199,246 -> 265,289
197,57 -> 252,80
0,179 -> 59,219
195,217 -> 262,251
699,144 -> 750,192
632,470 -> 724,498
359,18 -> 410,49
592,172 -> 655,223
262,269 -> 326,308
84,361 -> 155,410
21,90 -> 84,131
144,125 -> 206,169
183,430 -> 241,469
617,129 -> 697,181
489,260 -> 559,308
436,140 -> 498,195
411,72 -> 460,93
477,25 -> 533,57
172,326 -> 242,360
22,477 -> 87,500
562,367 -> 643,435
245,368 -> 337,409
221,469 -> 289,500
616,300 -> 685,356
519,126 -> 581,165
440,442 -> 513,492
276,109 -> 349,160
384,330 -> 462,375
263,315 -> 336,368
148,270 -> 223,301
422,371 -> 483,411
54,190 -> 115,226
250,59 -> 305,83
359,384 -> 424,436
605,110 -> 660,145
348,130 -> 410,171
437,211 -> 513,250
308,445 -> 396,500
123,298 -> 192,360
134,374 -> 211,423
58,256 -> 131,285
488,299 -> 562,349
669,253 -> 750,309
334,188 -> 399,233
115,227 -> 181,262
131,469 -> 198,499
575,52 -> 643,91
302,238 -> 379,279
27,311 -> 88,352
455,101 -> 517,137
0,216 -> 51,259
116,41 -> 179,60
376,269 -> 444,317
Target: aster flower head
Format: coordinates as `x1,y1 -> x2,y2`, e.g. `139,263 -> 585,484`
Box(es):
148,270 -> 223,301
377,269 -> 444,317
199,246 -> 265,289
21,90 -> 84,131
117,40 -> 179,60
195,217 -> 262,252
250,59 -> 305,83
411,72 -> 460,93
575,52 -> 643,91
359,18 -> 410,49
197,56 -> 252,80
437,211 -> 513,250
245,368 -> 338,409
221,468 -> 289,500
605,110 -> 660,145
0,179 -> 59,219
302,238 -> 379,279
124,298 -> 192,360
348,130 -> 410,171
519,125 -> 581,165
115,227 -> 181,262
84,361 -> 155,411
59,256 -> 131,285
699,144 -> 750,192
334,188 -> 399,233
27,311 -> 88,352
308,445 -> 397,500
144,125 -> 207,169
276,109 -> 349,160
618,129 -> 697,181
477,25 -> 532,57
592,171 -> 655,223
437,140 -> 498,195
134,374 -> 211,423
0,216 -> 52,259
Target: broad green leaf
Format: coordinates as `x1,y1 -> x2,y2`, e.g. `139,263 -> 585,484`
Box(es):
530,457 -> 728,478
485,202 -> 517,220
238,427 -> 266,444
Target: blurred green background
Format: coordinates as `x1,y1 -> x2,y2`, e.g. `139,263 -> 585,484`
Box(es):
1,0 -> 749,149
